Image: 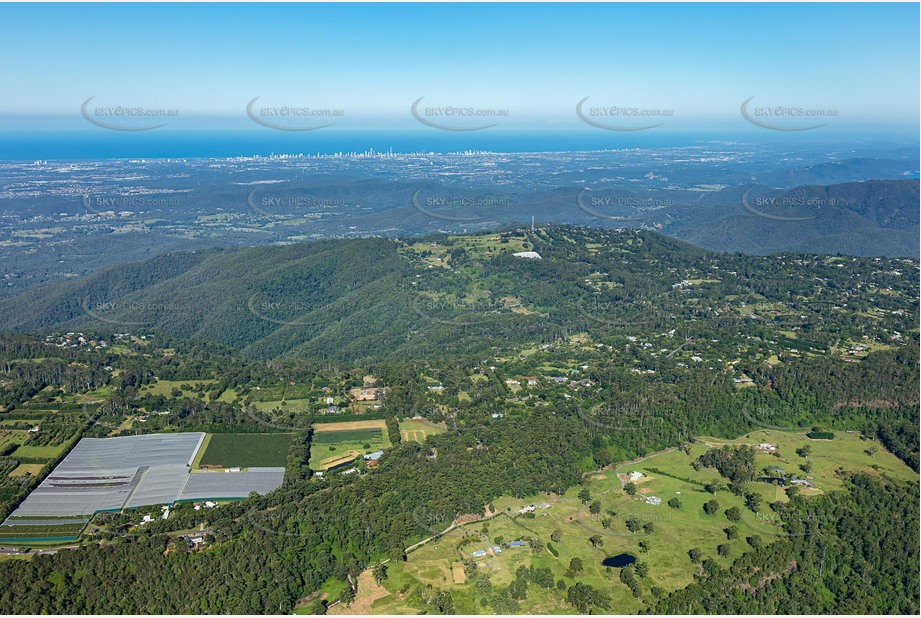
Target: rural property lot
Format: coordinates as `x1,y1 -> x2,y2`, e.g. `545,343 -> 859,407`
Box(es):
359,428 -> 916,614
310,419 -> 390,471
399,418 -> 446,443
198,433 -> 293,468
313,419 -> 388,432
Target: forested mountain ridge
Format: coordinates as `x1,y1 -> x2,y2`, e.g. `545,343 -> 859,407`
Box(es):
664,179 -> 919,257
0,226 -> 916,365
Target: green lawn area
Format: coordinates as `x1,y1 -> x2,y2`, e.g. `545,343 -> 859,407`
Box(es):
701,429 -> 916,493
399,419 -> 446,443
253,399 -> 314,414
367,428 -> 915,614
217,388 -> 239,403
198,433 -> 293,468
0,429 -> 29,450
309,427 -> 391,471
11,444 -> 66,459
58,385 -> 113,403
140,379 -> 217,397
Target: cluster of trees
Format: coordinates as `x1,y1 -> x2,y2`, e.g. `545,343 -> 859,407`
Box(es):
0,336 -> 113,409
647,475 -> 919,614
283,428 -> 313,484
696,445 -> 756,484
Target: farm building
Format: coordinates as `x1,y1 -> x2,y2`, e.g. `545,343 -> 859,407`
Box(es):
350,387 -> 381,401
628,471 -> 644,482
471,549 -> 487,557
363,450 -> 384,461
508,540 -> 527,547
645,496 -> 662,506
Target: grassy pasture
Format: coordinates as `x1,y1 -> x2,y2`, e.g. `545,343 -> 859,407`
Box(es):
361,429 -> 915,614
253,399 -> 314,414
399,419 -> 446,443
0,429 -> 29,451
10,463 -> 44,477
309,420 -> 390,471
11,444 -> 65,459
140,379 -> 217,397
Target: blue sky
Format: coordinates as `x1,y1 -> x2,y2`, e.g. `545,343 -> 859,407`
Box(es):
0,2 -> 918,132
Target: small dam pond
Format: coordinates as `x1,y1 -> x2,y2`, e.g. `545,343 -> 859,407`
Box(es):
602,553 -> 637,568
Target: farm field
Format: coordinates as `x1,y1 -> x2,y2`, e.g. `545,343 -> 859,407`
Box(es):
700,428 -> 916,493
216,388 -> 239,403
310,420 -> 390,471
0,429 -> 29,450
9,463 -> 44,477
248,383 -> 316,403
357,429 -> 916,614
57,385 -> 113,403
11,444 -> 66,460
0,521 -> 86,542
198,433 -> 292,468
399,419 -> 446,443
140,379 -> 217,397
253,398 -> 314,414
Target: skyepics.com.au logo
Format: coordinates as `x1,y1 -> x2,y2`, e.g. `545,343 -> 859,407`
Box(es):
740,96 -> 837,131
81,297 -> 184,327
411,188 -> 510,224
411,293 -> 507,327
247,293 -> 327,327
764,299 -> 834,330
246,188 -> 345,222
740,507 -> 818,539
740,400 -> 804,432
246,97 -> 344,131
245,498 -> 360,539
576,398 -> 665,433
242,402 -> 315,432
574,296 -> 659,329
577,188 -> 671,222
411,505 -> 460,536
574,508 -> 678,539
411,97 -> 508,131
81,97 -> 178,131
576,97 -> 673,131
741,188 -> 854,222
82,194 -> 180,221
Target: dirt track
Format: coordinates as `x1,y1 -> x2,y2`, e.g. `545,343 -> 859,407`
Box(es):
313,419 -> 387,432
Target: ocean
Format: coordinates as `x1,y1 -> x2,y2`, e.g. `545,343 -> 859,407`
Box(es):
0,129 -> 883,161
